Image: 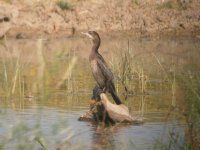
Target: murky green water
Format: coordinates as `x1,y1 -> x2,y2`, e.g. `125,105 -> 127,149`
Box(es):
0,35 -> 199,150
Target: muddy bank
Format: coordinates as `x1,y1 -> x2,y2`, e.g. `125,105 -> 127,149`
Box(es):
0,0 -> 200,38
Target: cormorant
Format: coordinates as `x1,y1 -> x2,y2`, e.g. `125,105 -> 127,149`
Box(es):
82,31 -> 122,105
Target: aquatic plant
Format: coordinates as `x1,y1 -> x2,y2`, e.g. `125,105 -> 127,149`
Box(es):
112,41 -> 173,96
0,40 -> 24,99
113,42 -> 134,94
178,63 -> 200,149
56,56 -> 77,91
152,44 -> 200,150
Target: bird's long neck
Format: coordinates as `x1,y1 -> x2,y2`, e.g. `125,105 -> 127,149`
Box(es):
90,39 -> 101,59
92,39 -> 100,51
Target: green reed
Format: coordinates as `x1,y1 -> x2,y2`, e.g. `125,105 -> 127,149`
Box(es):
169,45 -> 200,150
56,56 -> 77,91
112,40 -> 200,150
178,65 -> 200,149
154,45 -> 200,150
1,42 -> 24,99
112,41 -> 173,96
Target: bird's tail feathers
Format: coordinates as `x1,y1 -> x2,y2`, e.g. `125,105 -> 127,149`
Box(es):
110,90 -> 122,105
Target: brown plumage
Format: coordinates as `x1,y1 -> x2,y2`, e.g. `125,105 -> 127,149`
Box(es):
82,31 -> 122,105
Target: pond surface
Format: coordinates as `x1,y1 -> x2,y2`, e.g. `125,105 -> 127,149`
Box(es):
0,34 -> 199,150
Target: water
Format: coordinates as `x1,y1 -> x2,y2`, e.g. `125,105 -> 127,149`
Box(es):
0,34 -> 199,150
0,104 -> 185,150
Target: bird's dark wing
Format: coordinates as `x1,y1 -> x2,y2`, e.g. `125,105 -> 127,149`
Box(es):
96,54 -> 114,81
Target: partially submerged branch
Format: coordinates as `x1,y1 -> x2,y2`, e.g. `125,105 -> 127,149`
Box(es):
79,86 -> 143,125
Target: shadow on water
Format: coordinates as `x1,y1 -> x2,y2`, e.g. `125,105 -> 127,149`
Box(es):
0,35 -> 199,149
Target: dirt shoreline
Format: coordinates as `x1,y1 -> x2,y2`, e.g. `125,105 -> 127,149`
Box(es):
0,0 -> 200,39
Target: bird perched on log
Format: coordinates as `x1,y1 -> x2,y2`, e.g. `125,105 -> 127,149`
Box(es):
82,31 -> 122,105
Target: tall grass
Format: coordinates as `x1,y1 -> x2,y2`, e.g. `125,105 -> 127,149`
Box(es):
1,40 -> 24,99
112,42 -> 173,96
0,38 -> 79,101
56,56 -> 77,91
0,39 -> 48,100
112,41 -> 148,96
111,40 -> 200,149
0,39 -> 81,149
178,64 -> 200,149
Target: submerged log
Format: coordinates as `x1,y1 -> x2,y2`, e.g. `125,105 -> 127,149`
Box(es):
100,93 -> 134,123
79,86 -> 143,125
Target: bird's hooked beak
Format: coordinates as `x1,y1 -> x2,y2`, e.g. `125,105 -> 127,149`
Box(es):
81,32 -> 94,40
